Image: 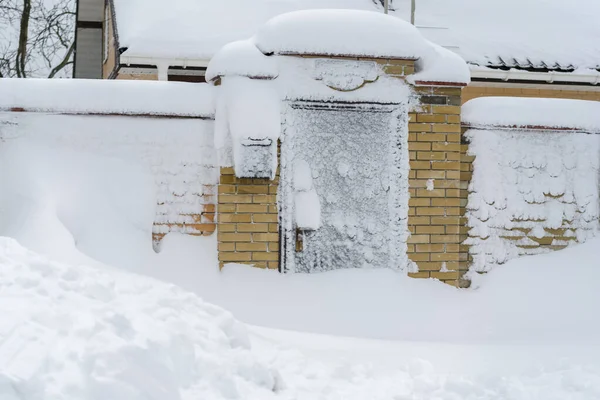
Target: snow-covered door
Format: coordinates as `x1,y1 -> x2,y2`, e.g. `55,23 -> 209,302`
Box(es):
280,102 -> 409,273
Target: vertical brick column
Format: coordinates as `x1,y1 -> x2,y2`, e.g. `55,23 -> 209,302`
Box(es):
217,167 -> 280,269
406,87 -> 469,287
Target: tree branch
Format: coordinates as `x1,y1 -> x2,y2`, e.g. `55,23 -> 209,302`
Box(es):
15,0 -> 32,78
47,41 -> 74,78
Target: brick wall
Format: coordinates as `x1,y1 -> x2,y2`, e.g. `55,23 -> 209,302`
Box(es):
215,57 -> 471,286
464,127 -> 599,270
217,167 -> 279,269
407,87 -> 470,287
463,85 -> 600,103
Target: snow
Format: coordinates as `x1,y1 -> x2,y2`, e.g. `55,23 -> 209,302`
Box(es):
426,179 -> 435,191
464,97 -> 600,270
3,234 -> 600,400
0,237 -> 283,400
214,76 -> 280,178
254,9 -> 426,59
207,11 -> 469,87
0,112 -> 217,247
463,97 -> 600,132
205,40 -> 278,82
1,126 -> 600,398
292,159 -> 313,192
112,0 -> 600,72
407,41 -> 470,85
294,191 -> 321,231
293,159 -> 322,231
465,127 -> 600,270
0,78 -> 215,118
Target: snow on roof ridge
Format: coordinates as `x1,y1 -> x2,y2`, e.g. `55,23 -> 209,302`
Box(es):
463,97 -> 600,133
0,79 -> 215,118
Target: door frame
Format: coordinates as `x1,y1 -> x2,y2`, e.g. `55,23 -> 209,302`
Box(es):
278,100 -> 410,273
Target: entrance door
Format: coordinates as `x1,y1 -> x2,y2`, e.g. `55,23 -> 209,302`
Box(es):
280,102 -> 409,273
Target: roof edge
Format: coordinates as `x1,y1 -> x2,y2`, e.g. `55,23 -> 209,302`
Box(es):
470,66 -> 600,85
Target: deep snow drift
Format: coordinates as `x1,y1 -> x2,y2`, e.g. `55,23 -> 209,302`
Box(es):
3,237 -> 600,400
0,130 -> 600,399
2,104 -> 600,398
0,237 -> 282,400
0,134 -> 598,343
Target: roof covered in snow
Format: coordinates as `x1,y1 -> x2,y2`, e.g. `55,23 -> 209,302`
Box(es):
0,79 -> 215,117
462,97 -> 600,133
112,0 -> 600,72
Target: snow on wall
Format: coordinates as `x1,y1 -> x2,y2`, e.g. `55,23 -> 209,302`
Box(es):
252,10 -> 469,85
0,78 -> 215,117
465,128 -> 600,271
214,76 -> 281,179
463,97 -> 600,133
0,112 -> 218,240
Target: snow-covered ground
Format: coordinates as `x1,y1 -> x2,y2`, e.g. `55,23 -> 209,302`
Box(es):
1,120 -> 599,399
2,236 -> 599,400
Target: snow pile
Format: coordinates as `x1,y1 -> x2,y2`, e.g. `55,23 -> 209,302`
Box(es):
4,237 -> 600,400
463,97 -> 600,132
205,40 -> 278,82
407,41 -> 470,85
252,10 -> 469,85
465,128 -> 600,270
0,79 -> 215,118
214,77 -> 280,178
0,237 -> 282,400
254,9 -> 426,58
0,114 -> 217,258
147,235 -> 600,344
293,159 -> 321,230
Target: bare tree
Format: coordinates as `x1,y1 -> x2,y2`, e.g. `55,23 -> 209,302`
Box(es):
0,0 -> 75,78
373,0 -> 395,11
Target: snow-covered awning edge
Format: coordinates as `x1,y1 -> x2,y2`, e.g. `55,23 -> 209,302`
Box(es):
470,65 -> 600,85
0,79 -> 216,118
462,97 -> 600,134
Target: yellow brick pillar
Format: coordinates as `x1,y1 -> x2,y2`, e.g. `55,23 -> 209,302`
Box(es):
217,167 -> 280,270
405,87 -> 470,287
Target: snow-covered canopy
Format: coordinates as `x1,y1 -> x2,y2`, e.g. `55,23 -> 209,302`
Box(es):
253,10 -> 425,59
0,79 -> 215,117
208,11 -> 469,86
463,97 -> 600,133
112,0 -> 600,72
